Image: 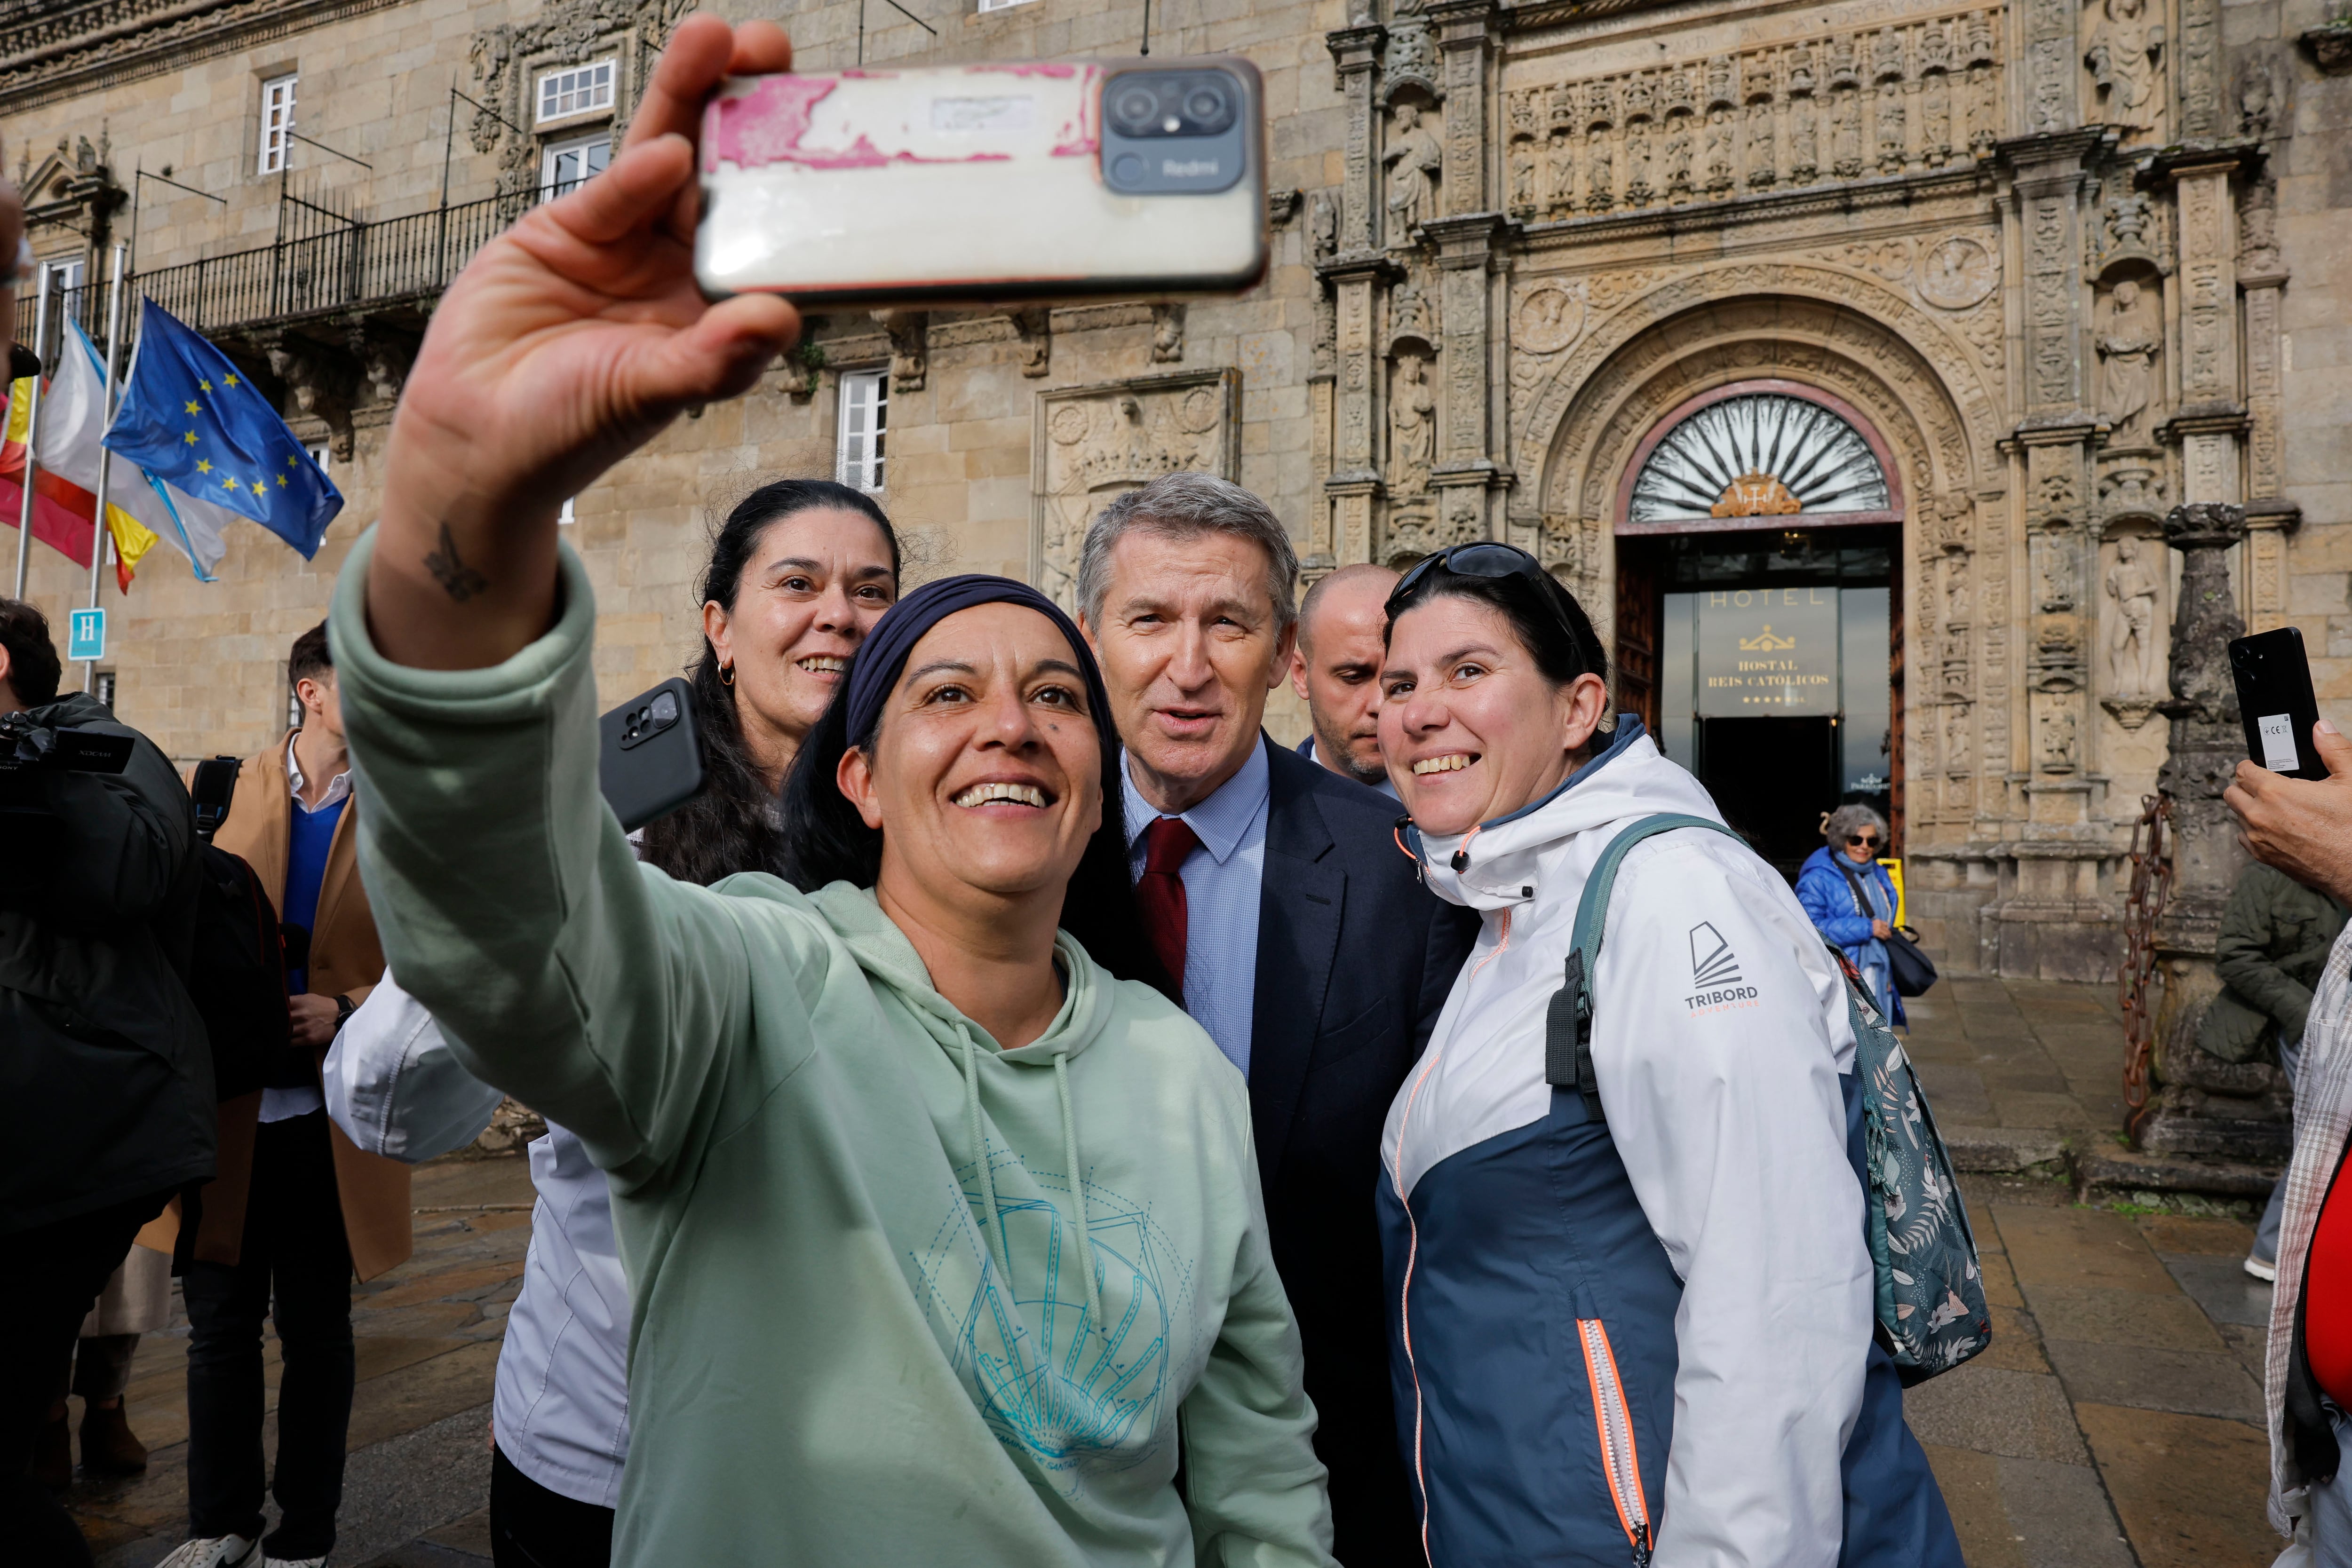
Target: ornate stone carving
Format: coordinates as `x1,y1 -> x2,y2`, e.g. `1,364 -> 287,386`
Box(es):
1033,372 -> 1239,611
2103,531 -> 2164,702
1151,303 -> 1185,364
872,310 -> 927,392
261,333 -> 358,460
1383,102 -> 1443,238
1514,281 -> 1584,354
1011,307 -> 1051,378
2085,0 -> 2165,141
2095,279 -> 2160,446
1387,351 -> 1436,497
1917,235 -> 1997,309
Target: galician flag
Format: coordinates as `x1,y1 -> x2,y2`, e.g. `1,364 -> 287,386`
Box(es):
104,298 -> 342,558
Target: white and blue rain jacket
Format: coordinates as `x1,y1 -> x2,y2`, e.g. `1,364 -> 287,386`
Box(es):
1377,720 -> 1961,1568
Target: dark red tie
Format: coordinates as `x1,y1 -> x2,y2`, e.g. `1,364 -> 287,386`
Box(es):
1137,816 -> 1201,992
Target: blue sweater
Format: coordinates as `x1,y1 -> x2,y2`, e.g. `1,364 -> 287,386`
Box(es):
284,794 -> 345,996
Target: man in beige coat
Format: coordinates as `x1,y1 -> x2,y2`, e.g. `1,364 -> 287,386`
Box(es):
163,621 -> 407,1568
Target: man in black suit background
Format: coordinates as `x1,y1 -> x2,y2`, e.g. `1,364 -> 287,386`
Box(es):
1289,563 -> 1400,798
1078,474 -> 1475,1567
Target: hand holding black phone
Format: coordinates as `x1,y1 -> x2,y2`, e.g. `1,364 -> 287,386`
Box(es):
2230,627 -> 2331,780
599,678 -> 706,833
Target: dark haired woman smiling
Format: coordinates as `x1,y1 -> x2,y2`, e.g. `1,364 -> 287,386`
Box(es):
1373,544 -> 1959,1568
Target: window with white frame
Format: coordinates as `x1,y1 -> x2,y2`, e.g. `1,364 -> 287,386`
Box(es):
258,74 -> 299,174
538,60 -> 616,124
540,133 -> 612,199
306,443 -> 330,477
836,371 -> 887,492
977,0 -> 1038,13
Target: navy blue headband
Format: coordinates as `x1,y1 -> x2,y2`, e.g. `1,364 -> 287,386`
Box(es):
840,573 -> 1118,760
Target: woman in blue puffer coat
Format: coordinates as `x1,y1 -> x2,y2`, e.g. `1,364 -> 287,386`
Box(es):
1798,803 -> 1905,1026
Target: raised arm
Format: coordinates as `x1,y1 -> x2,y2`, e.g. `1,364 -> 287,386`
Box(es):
363,14 -> 799,675
322,972 -> 505,1163
335,15 -> 823,1190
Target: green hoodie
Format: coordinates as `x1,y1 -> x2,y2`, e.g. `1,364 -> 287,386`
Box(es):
329,537 -> 1335,1568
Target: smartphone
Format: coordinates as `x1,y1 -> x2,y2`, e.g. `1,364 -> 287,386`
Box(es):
695,57 -> 1267,306
598,678 -> 705,834
190,754 -> 242,843
2230,627 -> 2330,779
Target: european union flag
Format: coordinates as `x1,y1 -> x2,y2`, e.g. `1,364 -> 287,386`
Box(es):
103,298 -> 343,559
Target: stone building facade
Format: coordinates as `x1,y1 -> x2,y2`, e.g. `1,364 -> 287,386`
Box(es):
7,0 -> 2351,979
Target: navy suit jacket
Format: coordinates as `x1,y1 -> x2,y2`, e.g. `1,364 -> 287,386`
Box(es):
1249,741 -> 1476,1566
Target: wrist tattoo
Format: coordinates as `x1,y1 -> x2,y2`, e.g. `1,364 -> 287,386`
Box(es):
424,521 -> 490,602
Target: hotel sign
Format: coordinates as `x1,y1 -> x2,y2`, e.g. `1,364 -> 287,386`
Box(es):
1695,587 -> 1838,716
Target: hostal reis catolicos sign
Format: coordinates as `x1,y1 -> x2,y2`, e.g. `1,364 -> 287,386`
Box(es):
1696,587 -> 1837,715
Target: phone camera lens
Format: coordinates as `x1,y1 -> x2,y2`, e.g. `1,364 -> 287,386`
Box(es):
1183,85 -> 1230,128
651,691 -> 678,724
1110,84 -> 1162,134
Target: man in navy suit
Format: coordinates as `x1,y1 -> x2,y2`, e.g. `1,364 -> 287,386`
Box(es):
1079,474 -> 1475,1567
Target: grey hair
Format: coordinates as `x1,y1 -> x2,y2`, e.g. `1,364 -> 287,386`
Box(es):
1823,802 -> 1890,847
1076,473 -> 1299,634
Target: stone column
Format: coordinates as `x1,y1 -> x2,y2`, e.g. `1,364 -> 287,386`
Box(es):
2240,172 -> 2298,630
1324,18 -> 1391,567
1427,0 -> 1495,217
1423,214 -> 1509,546
2141,502 -> 2286,1162
2167,159 -> 2245,506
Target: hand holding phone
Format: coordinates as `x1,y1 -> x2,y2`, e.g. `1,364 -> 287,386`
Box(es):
599,678 -> 706,834
2230,628 -> 2330,780
696,58 -> 1267,306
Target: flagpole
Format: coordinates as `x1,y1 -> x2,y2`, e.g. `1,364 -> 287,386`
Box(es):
11,266 -> 53,600
82,243 -> 127,694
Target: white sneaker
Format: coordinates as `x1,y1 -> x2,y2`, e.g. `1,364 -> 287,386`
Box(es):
156,1538 -> 258,1568
2248,1252 -> 2280,1283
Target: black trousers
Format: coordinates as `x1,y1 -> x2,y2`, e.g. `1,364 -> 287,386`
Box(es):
491,1444 -> 614,1568
182,1112 -> 355,1560
0,1188 -> 172,1568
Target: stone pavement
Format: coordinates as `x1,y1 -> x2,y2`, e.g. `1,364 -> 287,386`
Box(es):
64,1156 -> 533,1567
60,977 -> 2286,1566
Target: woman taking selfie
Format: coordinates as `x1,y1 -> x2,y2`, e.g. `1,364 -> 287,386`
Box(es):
311,483 -> 901,1568
323,17 -> 1333,1566
1373,544 -> 1958,1567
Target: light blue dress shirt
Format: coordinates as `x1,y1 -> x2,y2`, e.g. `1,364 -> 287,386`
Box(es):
1123,737 -> 1271,1078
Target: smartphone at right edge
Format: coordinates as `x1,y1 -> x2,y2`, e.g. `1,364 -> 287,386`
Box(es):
2230,626 -> 2330,779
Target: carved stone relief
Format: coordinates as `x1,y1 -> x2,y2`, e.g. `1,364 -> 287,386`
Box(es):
1033,372 -> 1239,611
2084,0 -> 2166,141
872,310 -> 927,393
2101,530 -> 2166,722
1387,352 -> 1437,499
2095,278 -> 2161,446
1917,235 -> 1998,309
1514,280 -> 1585,354
1383,102 -> 1443,239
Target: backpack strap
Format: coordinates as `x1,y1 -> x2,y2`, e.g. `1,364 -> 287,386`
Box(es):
1545,813 -> 1743,1124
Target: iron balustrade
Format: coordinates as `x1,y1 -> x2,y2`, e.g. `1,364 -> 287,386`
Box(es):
10,191 -> 526,373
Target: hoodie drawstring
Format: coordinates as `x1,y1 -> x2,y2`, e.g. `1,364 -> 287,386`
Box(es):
959,1026 -> 1106,1343
960,1029 -> 1008,1281
1054,1048 -> 1105,1338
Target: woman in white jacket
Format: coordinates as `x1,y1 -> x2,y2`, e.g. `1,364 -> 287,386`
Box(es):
1372,543 -> 1959,1568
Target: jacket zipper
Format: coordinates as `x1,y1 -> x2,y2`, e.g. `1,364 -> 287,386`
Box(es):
1578,1317 -> 1654,1568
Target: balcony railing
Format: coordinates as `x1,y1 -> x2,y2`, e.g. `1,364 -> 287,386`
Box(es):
12,190 -> 524,371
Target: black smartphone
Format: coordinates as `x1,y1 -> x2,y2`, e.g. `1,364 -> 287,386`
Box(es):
598,678 -> 705,834
2230,627 -> 2330,779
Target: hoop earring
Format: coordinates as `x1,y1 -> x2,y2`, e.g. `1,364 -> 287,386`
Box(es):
719,663 -> 735,686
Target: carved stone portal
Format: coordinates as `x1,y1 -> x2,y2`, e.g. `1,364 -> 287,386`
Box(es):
1031,371 -> 1240,611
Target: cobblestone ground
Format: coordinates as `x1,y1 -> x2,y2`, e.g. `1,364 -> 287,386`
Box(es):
63,977 -> 2281,1565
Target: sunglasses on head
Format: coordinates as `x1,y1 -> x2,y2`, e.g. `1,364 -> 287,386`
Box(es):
1385,542 -> 1589,671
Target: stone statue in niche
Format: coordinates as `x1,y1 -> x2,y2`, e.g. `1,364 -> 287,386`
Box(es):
1509,142 -> 1537,213
1545,132 -> 1575,212
2106,532 -> 2165,697
1664,115 -> 1694,195
1388,352 -> 1436,497
2086,0 -> 2166,140
2097,280 -> 2161,446
2038,705 -> 2080,772
1383,103 -> 1443,237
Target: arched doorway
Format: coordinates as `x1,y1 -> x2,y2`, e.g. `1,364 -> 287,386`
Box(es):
1613,381 -> 1906,879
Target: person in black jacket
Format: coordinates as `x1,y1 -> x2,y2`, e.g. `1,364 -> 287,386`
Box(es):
1077,474 -> 1477,1567
0,598 -> 214,1565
